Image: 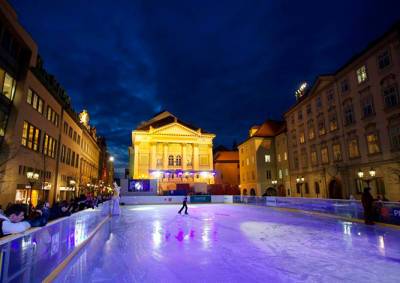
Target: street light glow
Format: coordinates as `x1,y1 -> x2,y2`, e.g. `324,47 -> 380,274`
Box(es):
109,156 -> 115,162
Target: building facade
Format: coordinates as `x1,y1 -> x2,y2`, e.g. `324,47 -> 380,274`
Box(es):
238,120 -> 289,196
213,150 -> 240,186
285,22 -> 400,201
129,111 -> 215,193
0,1 -> 103,206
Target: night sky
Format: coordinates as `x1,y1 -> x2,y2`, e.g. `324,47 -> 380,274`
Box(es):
10,0 -> 400,173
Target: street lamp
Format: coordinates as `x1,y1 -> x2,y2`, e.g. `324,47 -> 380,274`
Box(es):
296,176 -> 304,197
357,168 -> 376,187
271,180 -> 278,186
109,156 -> 114,162
26,171 -> 39,212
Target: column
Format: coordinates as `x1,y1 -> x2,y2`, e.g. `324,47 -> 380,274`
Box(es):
208,145 -> 213,170
182,144 -> 187,170
193,144 -> 199,171
163,143 -> 169,169
151,143 -> 157,170
134,144 -> 139,178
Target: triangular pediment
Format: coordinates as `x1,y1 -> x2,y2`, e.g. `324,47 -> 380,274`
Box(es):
151,122 -> 201,136
308,75 -> 334,96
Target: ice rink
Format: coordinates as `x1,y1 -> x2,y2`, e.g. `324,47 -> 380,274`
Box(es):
54,204 -> 400,283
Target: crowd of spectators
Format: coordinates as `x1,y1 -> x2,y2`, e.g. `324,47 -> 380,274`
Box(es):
0,194 -> 110,238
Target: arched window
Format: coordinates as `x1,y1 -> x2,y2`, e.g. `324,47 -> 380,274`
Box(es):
381,75 -> 399,108
175,155 -> 182,166
168,155 -> 174,166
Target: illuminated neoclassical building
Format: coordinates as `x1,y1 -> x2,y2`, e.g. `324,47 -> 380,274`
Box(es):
128,111 -> 215,193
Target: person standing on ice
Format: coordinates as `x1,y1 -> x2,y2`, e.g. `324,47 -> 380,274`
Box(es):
361,187 -> 374,225
111,182 -> 121,216
178,196 -> 188,215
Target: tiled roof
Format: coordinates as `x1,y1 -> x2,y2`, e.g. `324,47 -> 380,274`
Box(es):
214,151 -> 239,162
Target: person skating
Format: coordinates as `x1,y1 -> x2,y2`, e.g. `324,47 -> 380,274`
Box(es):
178,196 -> 188,215
361,187 -> 375,225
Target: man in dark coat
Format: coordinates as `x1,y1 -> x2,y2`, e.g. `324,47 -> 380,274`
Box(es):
361,187 -> 374,225
178,196 -> 188,215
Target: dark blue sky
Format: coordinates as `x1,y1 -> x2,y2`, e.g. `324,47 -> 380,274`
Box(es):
10,0 -> 400,172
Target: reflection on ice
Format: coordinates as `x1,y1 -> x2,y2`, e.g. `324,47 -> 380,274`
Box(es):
129,206 -> 155,211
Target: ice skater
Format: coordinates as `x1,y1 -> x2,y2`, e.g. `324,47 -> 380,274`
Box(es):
178,196 -> 188,215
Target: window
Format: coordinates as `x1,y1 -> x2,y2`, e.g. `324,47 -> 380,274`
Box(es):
329,114 -> 338,131
297,110 -> 303,121
321,147 -> 329,164
293,152 -> 299,170
66,148 -> 71,165
77,135 -> 81,145
299,131 -> 305,144
327,89 -> 334,105
356,65 -> 368,84
26,89 -> 44,114
308,123 -> 315,140
68,127 -> 72,138
278,169 -> 282,179
277,154 -> 281,162
0,68 -> 16,100
285,168 -> 289,176
43,133 -> 57,158
366,133 -> 380,154
291,115 -> 295,125
73,131 -> 77,142
76,154 -> 79,168
21,121 -> 41,151
246,158 -> 249,165
361,95 -> 375,118
341,79 -> 350,93
64,122 -> 68,134
348,138 -> 360,158
266,170 -> 271,180
382,82 -> 399,108
291,130 -> 297,146
378,50 -> 391,69
61,145 -> 66,163
316,96 -> 322,109
343,102 -> 355,125
168,155 -> 174,166
332,143 -> 342,161
301,149 -> 308,168
306,104 -> 312,115
46,106 -> 59,126
71,152 -> 75,167
311,150 -> 318,166
264,155 -> 271,162
284,152 -> 287,160
388,118 -> 400,151
175,155 -> 182,166
318,118 -> 326,136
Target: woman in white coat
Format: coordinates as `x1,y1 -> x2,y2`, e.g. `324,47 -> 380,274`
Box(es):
111,182 -> 121,216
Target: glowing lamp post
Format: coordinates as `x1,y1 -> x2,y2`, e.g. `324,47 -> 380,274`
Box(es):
358,168 -> 376,187
26,171 -> 39,212
296,176 -> 305,197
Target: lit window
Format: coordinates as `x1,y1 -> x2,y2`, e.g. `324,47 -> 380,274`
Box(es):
2,72 -> 16,100
366,133 -> 380,154
299,132 -> 305,144
356,65 -> 368,84
277,154 -> 281,162
264,155 -> 271,163
348,138 -> 360,158
318,118 -> 326,136
329,115 -> 338,131
284,152 -> 287,160
246,158 -> 249,165
285,168 -> 289,176
333,143 -> 342,161
311,150 -> 318,166
321,147 -> 329,164
278,169 -> 282,179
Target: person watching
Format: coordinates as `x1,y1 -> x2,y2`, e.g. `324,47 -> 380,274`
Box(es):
0,204 -> 31,237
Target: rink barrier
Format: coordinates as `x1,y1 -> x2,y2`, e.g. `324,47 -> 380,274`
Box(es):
0,201 -> 111,283
121,195 -> 233,204
233,196 -> 400,225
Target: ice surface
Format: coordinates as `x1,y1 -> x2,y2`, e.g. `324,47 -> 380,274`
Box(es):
54,204 -> 400,283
